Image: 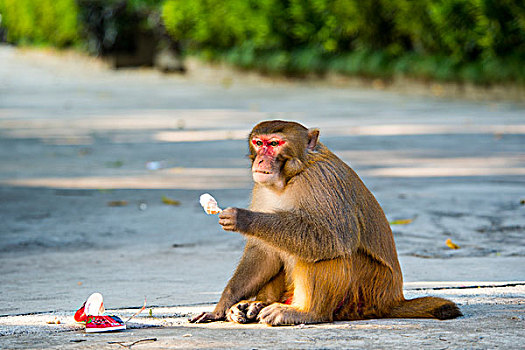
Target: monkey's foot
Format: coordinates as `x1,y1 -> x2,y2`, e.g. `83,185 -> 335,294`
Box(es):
258,303 -> 315,326
226,301 -> 266,324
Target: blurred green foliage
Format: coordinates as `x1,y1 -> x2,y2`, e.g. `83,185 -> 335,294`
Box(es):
0,0 -> 523,84
0,0 -> 79,47
0,0 -> 165,54
162,0 -> 525,84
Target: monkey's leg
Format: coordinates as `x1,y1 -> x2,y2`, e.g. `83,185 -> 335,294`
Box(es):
227,270 -> 287,324
258,258 -> 351,326
190,240 -> 282,323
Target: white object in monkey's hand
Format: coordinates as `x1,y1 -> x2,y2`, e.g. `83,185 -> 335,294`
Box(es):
199,193 -> 223,215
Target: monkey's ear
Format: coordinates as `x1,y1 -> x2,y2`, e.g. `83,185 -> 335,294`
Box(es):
307,129 -> 319,151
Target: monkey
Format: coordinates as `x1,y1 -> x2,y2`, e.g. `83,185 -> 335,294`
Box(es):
190,120 -> 461,326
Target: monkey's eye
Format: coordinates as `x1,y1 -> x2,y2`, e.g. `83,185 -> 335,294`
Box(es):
256,140 -> 263,147
269,141 -> 279,147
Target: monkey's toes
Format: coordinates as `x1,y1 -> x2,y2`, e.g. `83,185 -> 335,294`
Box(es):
246,302 -> 265,319
226,305 -> 248,323
227,301 -> 264,324
258,303 -> 299,326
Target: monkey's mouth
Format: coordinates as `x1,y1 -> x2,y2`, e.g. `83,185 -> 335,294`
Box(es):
254,170 -> 273,175
252,169 -> 277,184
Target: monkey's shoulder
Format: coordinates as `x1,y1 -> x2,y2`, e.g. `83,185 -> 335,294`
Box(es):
301,151 -> 359,190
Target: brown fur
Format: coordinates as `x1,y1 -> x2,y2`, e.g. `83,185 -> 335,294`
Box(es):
189,120 -> 461,325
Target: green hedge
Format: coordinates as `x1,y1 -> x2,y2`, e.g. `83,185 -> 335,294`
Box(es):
162,0 -> 525,84
0,0 -> 80,47
1,0 -> 523,84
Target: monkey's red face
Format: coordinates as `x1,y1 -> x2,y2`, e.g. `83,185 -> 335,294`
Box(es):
251,134 -> 286,186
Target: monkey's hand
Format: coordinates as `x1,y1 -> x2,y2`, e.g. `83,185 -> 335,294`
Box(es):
218,208 -> 251,232
188,311 -> 225,323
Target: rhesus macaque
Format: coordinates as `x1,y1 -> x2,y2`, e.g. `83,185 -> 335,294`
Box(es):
190,120 -> 461,326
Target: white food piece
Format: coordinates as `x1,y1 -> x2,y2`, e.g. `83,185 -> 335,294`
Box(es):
199,193 -> 222,214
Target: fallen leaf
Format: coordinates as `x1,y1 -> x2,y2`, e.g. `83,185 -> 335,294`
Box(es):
389,219 -> 413,225
108,200 -> 128,207
445,238 -> 460,250
78,148 -> 92,156
105,160 -> 124,168
162,196 -> 181,206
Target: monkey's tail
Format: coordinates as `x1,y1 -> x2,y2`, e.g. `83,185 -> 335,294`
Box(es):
387,297 -> 462,320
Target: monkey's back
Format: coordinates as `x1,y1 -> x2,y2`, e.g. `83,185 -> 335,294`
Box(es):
296,144 -> 402,276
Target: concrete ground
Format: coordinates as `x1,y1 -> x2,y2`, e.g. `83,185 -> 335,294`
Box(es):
0,45 -> 524,349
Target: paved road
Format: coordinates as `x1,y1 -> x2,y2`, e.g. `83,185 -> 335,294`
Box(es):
0,45 -> 524,348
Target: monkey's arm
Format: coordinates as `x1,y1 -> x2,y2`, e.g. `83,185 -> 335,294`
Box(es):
189,240 -> 283,323
219,208 -> 358,262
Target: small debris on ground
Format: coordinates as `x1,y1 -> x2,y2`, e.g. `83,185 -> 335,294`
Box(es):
172,243 -> 196,248
124,298 -> 147,323
146,161 -> 167,170
108,338 -> 157,349
46,317 -> 61,324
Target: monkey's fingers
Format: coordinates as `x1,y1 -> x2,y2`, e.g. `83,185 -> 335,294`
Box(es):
188,312 -> 206,323
218,215 -> 237,231
218,218 -> 233,225
218,207 -> 236,219
220,225 -> 236,232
